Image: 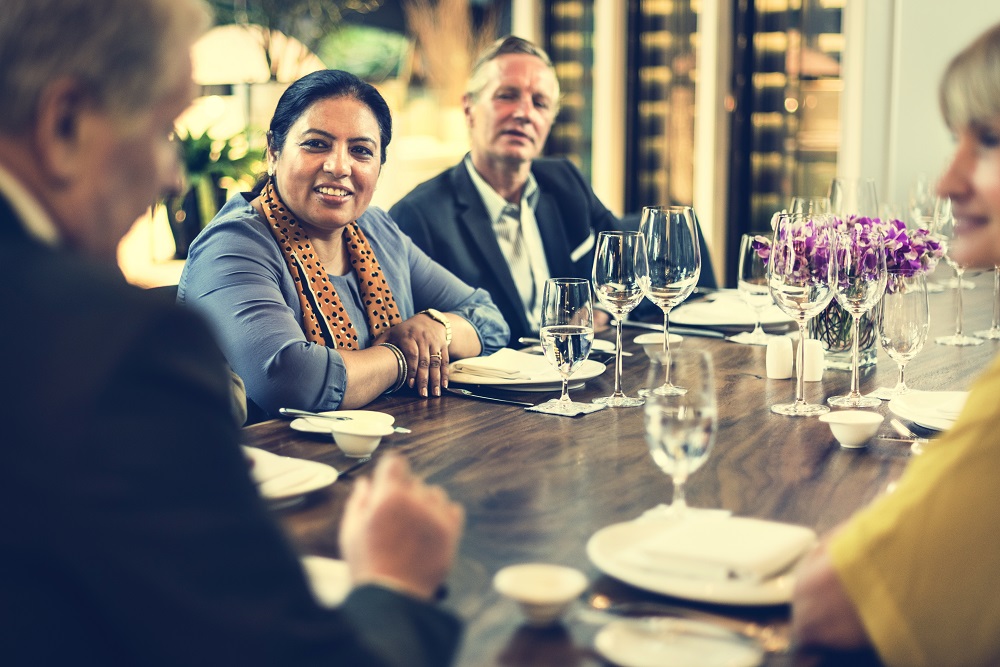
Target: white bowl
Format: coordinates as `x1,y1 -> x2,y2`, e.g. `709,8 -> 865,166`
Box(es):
819,411 -> 883,448
328,420 -> 395,457
493,563 -> 588,627
633,332 -> 684,360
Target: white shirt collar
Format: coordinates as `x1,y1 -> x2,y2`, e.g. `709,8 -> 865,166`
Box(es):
463,154 -> 539,224
0,161 -> 61,246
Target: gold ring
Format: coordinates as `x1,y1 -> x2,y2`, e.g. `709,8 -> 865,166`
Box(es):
429,352 -> 443,359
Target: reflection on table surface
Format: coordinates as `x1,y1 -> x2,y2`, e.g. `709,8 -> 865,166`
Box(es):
243,269 -> 996,667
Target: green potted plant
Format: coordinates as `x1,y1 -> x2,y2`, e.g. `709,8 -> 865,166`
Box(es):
165,129 -> 261,259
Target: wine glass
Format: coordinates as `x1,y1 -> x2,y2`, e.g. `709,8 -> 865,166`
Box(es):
975,266 -> 1000,339
636,205 -> 701,395
591,231 -> 647,407
935,203 -> 984,346
729,233 -> 773,345
827,228 -> 887,408
534,278 -> 595,415
829,177 -> 879,219
643,348 -> 716,518
873,272 -> 930,399
789,196 -> 831,217
767,212 -> 836,416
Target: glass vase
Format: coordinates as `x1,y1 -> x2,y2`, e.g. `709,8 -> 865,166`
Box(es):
808,300 -> 878,371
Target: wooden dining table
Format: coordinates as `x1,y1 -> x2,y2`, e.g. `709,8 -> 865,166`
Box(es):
243,273 -> 998,667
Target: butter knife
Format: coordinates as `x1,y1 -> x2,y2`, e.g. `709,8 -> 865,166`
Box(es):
445,386 -> 534,407
616,319 -> 727,339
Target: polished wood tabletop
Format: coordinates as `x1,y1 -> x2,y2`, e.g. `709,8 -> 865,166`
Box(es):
244,273 -> 999,666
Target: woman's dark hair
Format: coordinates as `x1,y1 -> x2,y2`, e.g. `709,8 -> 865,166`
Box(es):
251,69 -> 392,195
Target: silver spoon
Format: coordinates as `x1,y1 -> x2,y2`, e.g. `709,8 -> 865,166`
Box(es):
890,418 -> 929,455
278,408 -> 412,434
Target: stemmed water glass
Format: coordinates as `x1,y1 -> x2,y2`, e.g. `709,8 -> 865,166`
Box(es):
935,203 -> 984,346
873,272 -> 930,399
534,278 -> 595,415
827,229 -> 887,408
729,233 -> 773,345
643,348 -> 716,517
767,212 -> 836,416
591,231 -> 647,407
829,177 -> 879,219
637,205 -> 701,395
789,196 -> 831,217
975,266 -> 1000,339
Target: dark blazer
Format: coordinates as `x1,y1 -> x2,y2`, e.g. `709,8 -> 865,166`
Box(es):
0,196 -> 459,666
390,157 -> 620,343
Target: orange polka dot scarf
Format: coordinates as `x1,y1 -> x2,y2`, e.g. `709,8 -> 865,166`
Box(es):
259,178 -> 401,349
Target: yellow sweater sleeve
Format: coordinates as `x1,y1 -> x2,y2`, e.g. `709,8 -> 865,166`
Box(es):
830,354 -> 1000,667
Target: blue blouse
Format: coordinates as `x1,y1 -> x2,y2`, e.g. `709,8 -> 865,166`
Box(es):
178,194 -> 509,416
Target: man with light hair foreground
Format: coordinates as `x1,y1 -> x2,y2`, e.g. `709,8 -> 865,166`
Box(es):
0,1 -> 463,664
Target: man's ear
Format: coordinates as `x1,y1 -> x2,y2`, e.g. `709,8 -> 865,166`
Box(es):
33,77 -> 91,184
462,94 -> 473,125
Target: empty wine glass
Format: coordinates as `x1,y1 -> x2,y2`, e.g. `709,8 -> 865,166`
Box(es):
935,203 -> 984,346
729,233 -> 773,345
789,196 -> 831,217
873,272 -> 930,399
643,348 -> 716,518
828,229 -> 887,408
592,231 -> 647,407
534,278 -> 596,415
637,205 -> 701,395
829,177 -> 879,219
767,212 -> 836,416
975,266 -> 1000,339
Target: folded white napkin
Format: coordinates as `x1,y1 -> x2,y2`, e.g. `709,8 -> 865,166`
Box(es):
242,446 -> 319,498
617,515 -> 817,583
450,348 -> 554,380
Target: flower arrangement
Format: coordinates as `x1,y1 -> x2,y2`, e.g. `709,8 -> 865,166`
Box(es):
753,212 -> 945,368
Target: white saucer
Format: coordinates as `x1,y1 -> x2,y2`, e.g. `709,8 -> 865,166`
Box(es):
289,410 -> 395,435
595,617 -> 763,667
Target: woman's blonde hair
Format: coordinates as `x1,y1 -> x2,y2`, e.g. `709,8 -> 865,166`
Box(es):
940,21 -> 1000,131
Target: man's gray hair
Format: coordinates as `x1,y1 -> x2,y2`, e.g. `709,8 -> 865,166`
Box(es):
465,35 -> 561,106
0,0 -> 211,134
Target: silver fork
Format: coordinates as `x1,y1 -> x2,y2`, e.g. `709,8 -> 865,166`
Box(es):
889,418 -> 929,455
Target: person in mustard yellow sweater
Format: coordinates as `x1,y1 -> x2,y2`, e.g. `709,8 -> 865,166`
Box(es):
791,20 -> 1000,667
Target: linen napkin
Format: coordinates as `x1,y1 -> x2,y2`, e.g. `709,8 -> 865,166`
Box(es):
243,446 -> 321,498
617,515 -> 817,583
450,348 -> 555,380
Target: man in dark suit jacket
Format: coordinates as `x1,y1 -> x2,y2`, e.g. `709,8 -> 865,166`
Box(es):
390,36 -> 621,344
0,1 -> 462,665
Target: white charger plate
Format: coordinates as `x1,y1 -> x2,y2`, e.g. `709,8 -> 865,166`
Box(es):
289,409 -> 395,435
594,618 -> 763,667
671,295 -> 793,328
587,519 -> 796,606
888,390 -> 967,432
449,358 -> 606,389
243,446 -> 338,502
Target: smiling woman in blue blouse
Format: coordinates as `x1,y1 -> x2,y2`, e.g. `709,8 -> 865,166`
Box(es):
179,70 -> 508,421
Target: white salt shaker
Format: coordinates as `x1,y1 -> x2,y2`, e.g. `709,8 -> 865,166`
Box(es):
766,337 -> 794,379
802,339 -> 825,382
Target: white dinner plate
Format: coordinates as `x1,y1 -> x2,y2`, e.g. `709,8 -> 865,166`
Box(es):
888,390 -> 968,432
587,519 -> 797,606
594,618 -> 764,667
671,295 -> 793,329
300,555 -> 352,608
449,358 -> 606,389
243,446 -> 339,502
289,410 -> 395,435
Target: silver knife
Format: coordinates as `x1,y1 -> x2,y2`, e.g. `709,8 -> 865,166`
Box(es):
615,319 -> 727,339
445,386 -> 534,407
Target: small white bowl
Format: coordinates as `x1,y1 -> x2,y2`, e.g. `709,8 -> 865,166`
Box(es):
328,421 -> 395,457
633,332 -> 684,360
493,563 -> 588,627
819,411 -> 883,448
